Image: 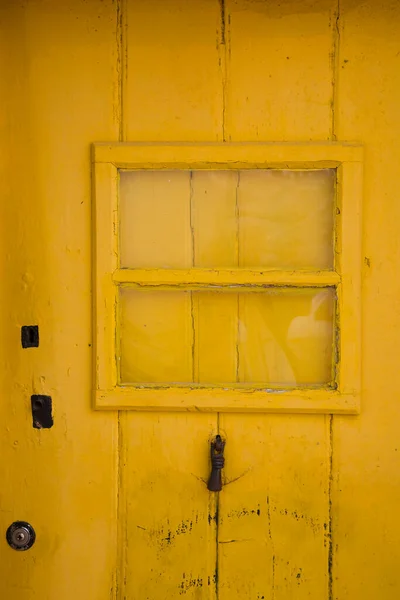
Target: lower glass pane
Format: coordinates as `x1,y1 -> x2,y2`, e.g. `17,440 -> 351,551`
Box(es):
119,287 -> 336,388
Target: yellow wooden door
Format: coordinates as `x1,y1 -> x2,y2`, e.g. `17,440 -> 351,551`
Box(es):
1,1 -> 399,600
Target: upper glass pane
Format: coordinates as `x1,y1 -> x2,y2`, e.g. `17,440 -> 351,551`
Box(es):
119,169 -> 335,269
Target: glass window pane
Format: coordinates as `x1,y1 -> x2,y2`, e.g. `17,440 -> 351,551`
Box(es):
237,287 -> 335,386
119,169 -> 335,270
238,170 -> 335,269
119,171 -> 192,268
119,287 -> 336,387
191,171 -> 239,267
119,287 -> 193,383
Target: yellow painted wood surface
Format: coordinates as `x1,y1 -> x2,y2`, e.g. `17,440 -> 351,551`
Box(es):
125,0 -> 224,141
93,140 -> 363,166
113,268 -> 340,286
207,3 -> 337,597
96,386 -> 359,414
333,1 -> 400,597
225,0 -> 336,141
2,1 -> 399,600
0,1 -> 119,599
218,414 -> 330,599
122,413 -> 218,600
94,162 -> 119,391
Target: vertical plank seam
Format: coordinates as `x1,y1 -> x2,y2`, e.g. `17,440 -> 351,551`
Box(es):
226,8 -> 231,142
116,0 -> 128,142
219,0 -> 226,45
235,171 -> 240,266
122,0 -> 128,142
266,495 -> 276,600
116,0 -> 123,141
218,0 -> 227,141
328,414 -> 334,600
116,1 -> 127,599
235,172 -> 240,382
191,292 -> 197,382
215,413 -> 220,600
116,411 -> 128,600
331,0 -> 340,140
215,491 -> 220,600
189,172 -> 197,383
190,171 -> 196,267
330,2 -> 340,598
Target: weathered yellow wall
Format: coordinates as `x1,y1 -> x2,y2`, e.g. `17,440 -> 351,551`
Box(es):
1,1 -> 400,599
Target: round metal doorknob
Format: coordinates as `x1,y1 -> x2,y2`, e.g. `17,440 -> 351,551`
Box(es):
6,521 -> 36,551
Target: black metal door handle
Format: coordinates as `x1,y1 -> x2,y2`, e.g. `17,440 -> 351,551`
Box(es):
207,434 -> 225,492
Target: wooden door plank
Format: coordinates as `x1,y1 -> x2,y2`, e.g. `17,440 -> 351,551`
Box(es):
217,2 -> 337,598
0,2 -> 119,599
123,4 -> 223,597
218,414 -> 330,600
225,0 -> 336,141
123,413 -> 218,600
334,2 -> 400,597
125,0 -> 224,142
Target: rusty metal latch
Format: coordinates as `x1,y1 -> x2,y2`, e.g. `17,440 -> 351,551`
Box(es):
207,434 -> 225,492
